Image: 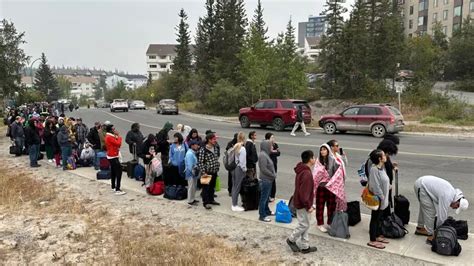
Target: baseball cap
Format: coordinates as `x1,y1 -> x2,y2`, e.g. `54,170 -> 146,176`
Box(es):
103,120 -> 111,126
205,129 -> 216,135
456,198 -> 469,215
189,139 -> 200,146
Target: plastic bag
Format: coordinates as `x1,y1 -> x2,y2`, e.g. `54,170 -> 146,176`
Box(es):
275,200 -> 292,223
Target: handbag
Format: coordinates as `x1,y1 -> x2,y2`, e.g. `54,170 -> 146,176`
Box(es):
380,212 -> 408,239
328,211 -> 351,239
200,174 -> 212,185
361,186 -> 380,211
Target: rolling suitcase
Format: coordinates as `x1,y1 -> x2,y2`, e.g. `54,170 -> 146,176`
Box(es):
346,201 -> 361,226
127,144 -> 139,178
394,170 -> 410,225
240,177 -> 260,211
96,170 -> 111,180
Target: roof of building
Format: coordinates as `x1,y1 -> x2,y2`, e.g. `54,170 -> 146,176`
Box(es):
146,44 -> 177,56
120,74 -> 148,80
306,37 -> 321,46
65,75 -> 98,84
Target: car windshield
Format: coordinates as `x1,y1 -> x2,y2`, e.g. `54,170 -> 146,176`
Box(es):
133,101 -> 144,104
162,100 -> 175,104
114,99 -> 126,102
388,106 -> 402,116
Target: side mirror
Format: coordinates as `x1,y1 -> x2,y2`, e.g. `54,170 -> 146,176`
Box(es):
251,106 -> 255,110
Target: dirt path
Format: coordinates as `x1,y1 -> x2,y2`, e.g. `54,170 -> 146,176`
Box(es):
0,135 -> 432,265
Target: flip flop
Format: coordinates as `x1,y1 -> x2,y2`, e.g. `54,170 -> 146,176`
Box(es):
376,238 -> 390,244
367,242 -> 385,249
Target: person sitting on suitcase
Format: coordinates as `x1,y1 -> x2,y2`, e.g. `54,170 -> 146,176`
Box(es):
125,123 -> 144,160
414,175 -> 469,243
286,150 -> 317,254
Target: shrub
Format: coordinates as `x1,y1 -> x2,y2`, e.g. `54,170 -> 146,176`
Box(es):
453,80 -> 474,92
420,116 -> 444,124
205,79 -> 245,115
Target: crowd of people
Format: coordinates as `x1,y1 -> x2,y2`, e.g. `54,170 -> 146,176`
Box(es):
4,104 -> 469,255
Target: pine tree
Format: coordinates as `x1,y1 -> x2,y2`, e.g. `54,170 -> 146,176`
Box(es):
173,9 -> 192,74
253,0 -> 268,40
147,72 -> 153,86
194,0 -> 217,90
34,53 -> 60,101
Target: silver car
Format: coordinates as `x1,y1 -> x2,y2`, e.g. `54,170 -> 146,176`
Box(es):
157,99 -> 178,115
130,100 -> 146,110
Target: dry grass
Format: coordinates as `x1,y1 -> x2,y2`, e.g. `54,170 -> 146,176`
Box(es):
0,168 -> 56,210
114,224 -> 257,265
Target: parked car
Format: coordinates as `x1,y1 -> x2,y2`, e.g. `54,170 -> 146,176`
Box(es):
318,104 -> 404,137
239,99 -> 312,131
130,100 -> 146,110
395,70 -> 414,81
157,99 -> 178,114
110,99 -> 128,112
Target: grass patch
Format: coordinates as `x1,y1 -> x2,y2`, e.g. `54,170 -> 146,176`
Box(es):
0,168 -> 55,209
420,116 -> 445,124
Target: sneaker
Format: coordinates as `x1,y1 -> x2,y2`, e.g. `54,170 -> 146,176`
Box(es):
259,217 -> 271,222
305,132 -> 311,136
232,206 -> 245,212
301,246 -> 317,254
318,225 -> 328,233
286,238 -> 300,252
48,159 -> 53,163
115,190 -> 126,196
290,133 -> 296,136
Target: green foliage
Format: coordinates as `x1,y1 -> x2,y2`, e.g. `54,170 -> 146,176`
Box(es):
205,79 -> 245,114
173,9 -> 192,75
445,17 -> 474,80
420,116 -> 444,124
0,19 -> 29,98
405,36 -> 440,80
104,81 -> 127,102
453,79 -> 474,92
17,88 -> 43,104
94,76 -> 106,100
56,76 -> 71,99
34,53 -> 60,102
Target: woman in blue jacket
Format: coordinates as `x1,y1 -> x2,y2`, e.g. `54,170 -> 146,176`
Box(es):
167,132 -> 188,186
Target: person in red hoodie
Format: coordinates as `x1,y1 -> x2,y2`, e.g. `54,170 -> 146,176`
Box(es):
104,124 -> 126,195
287,150 -> 317,254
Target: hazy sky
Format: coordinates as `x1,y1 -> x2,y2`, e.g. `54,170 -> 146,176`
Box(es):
1,0 -> 353,74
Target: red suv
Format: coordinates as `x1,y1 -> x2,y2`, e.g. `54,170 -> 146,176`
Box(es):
318,104 -> 404,137
239,99 -> 312,131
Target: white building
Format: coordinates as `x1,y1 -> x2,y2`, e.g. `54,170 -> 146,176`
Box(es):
105,74 -> 148,90
146,44 -> 176,80
303,37 -> 322,61
20,76 -> 34,88
66,75 -> 98,98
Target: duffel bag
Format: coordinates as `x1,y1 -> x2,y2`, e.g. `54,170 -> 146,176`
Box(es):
147,181 -> 165,196
380,212 -> 408,239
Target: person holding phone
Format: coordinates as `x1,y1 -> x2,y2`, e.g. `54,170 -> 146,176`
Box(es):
327,140 -> 347,179
104,124 -> 125,195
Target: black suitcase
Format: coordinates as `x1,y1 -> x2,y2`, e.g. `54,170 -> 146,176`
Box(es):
96,170 -> 111,180
240,177 -> 260,211
346,201 -> 361,226
394,170 -> 410,225
9,145 -> 20,155
126,144 -> 139,178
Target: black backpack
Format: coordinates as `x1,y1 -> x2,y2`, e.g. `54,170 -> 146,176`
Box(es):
380,212 -> 408,239
431,225 -> 462,256
442,216 -> 469,240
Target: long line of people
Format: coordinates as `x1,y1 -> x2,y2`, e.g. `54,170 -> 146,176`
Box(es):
5,107 -> 469,256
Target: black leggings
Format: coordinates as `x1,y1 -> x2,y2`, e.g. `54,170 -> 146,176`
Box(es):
370,209 -> 383,242
109,158 -> 122,191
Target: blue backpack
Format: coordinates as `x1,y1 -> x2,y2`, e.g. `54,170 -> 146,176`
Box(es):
134,164 -> 145,181
275,200 -> 293,223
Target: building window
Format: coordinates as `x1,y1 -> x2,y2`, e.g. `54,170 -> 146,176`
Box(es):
454,6 -> 462,17
410,6 -> 414,15
443,0 -> 448,4
409,19 -> 413,29
443,10 -> 448,20
433,13 -> 438,22
419,1 -> 426,11
408,33 -> 413,37
471,0 -> 474,12
149,64 -> 157,68
148,55 -> 156,59
160,64 -> 167,69
434,0 -> 439,7
418,16 -> 425,26
443,26 -> 447,34
159,55 -> 167,59
453,23 -> 460,31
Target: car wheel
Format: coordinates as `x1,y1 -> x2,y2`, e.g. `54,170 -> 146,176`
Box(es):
371,124 -> 386,138
324,122 -> 337,135
272,118 -> 285,131
240,116 -> 250,128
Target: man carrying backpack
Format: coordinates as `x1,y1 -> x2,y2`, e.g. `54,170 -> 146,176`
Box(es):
414,175 -> 469,243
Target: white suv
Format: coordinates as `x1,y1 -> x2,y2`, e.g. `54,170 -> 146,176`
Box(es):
110,99 -> 129,112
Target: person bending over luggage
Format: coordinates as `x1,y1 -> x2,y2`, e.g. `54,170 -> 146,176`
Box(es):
125,123 -> 144,160
414,175 -> 469,243
231,132 -> 246,212
104,124 -> 125,196
286,150 -> 317,254
313,144 -> 342,233
167,132 -> 188,187
258,140 -> 277,222
367,149 -> 390,249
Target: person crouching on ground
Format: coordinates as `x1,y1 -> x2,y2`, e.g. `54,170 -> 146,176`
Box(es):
414,175 -> 469,244
367,149 -> 390,249
104,124 -> 125,195
185,139 -> 201,206
286,150 -> 317,254
258,139 -> 277,222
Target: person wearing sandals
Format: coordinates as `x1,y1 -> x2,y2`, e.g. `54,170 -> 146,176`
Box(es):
258,140 -> 277,222
367,149 -> 390,249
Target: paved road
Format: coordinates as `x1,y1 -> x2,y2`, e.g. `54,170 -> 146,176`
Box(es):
73,108 -> 474,229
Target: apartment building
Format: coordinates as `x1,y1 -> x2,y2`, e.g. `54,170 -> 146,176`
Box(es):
66,75 -> 98,98
146,44 -> 176,80
298,15 -> 328,47
401,0 -> 474,38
